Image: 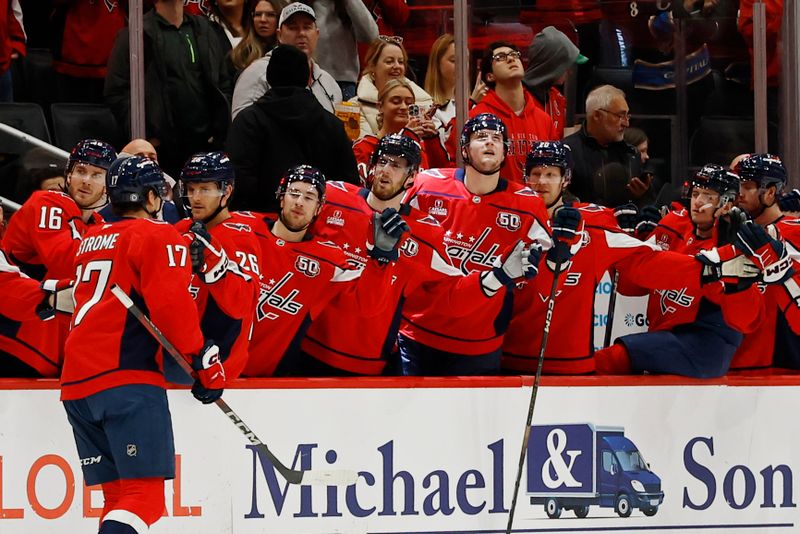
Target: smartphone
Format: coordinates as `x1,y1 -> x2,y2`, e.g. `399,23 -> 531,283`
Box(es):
408,104 -> 420,119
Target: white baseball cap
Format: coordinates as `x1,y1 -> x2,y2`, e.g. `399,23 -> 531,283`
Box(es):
278,3 -> 316,28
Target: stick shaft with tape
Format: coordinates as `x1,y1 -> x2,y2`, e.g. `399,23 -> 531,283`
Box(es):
110,285 -> 357,486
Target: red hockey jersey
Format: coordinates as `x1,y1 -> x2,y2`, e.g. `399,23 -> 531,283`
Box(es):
174,211 -> 261,379
1,190 -> 103,376
470,89 -> 559,184
399,167 -> 551,354
0,250 -> 46,322
61,218 -> 204,400
620,208 -> 762,337
244,216 -> 390,376
503,203 -> 703,374
731,215 -> 800,371
301,181 -> 496,374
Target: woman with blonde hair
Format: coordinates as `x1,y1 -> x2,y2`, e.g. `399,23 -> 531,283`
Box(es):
352,78 -> 431,185
350,36 -> 433,138
230,0 -> 284,74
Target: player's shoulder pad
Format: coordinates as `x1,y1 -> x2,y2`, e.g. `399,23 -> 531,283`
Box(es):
221,221 -> 254,234
307,239 -> 349,267
414,214 -> 441,227
513,185 -> 539,197
30,189 -> 79,211
326,180 -> 351,193
418,168 -> 452,180
232,210 -> 258,219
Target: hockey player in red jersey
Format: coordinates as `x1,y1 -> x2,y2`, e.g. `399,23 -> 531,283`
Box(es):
502,141 -> 712,374
731,154 -> 800,371
175,152 -> 261,379
301,134 -> 541,375
62,156 -> 225,534
596,165 -> 767,377
0,139 -> 116,376
244,165 -> 408,376
398,113 -> 552,375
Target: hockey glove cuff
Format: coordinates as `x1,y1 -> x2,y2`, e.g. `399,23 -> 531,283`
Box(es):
635,205 -> 662,239
613,202 -> 639,234
188,221 -> 229,284
37,279 -> 75,320
734,221 -> 795,284
779,189 -> 800,213
481,241 -> 541,296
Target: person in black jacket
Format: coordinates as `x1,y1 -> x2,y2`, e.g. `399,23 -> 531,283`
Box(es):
226,44 -> 359,213
563,84 -> 651,207
104,0 -> 233,178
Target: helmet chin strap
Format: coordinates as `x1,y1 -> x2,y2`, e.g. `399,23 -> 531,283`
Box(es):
145,195 -> 164,219
201,196 -> 227,224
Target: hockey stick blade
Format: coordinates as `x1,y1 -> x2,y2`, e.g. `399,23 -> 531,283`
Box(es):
110,285 -> 359,486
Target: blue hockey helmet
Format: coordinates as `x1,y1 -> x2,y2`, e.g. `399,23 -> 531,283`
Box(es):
459,113 -> 509,153
371,133 -> 422,172
180,151 -> 235,185
106,156 -> 169,205
684,163 -> 739,204
276,165 -> 326,202
524,141 -> 573,183
734,153 -> 787,192
68,139 -> 117,172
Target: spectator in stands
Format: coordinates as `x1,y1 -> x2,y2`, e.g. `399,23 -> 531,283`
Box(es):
231,2 -> 341,118
226,44 -> 359,213
0,0 -> 24,102
229,0 -> 283,73
308,0 -> 378,100
14,148 -> 66,203
206,0 -> 248,48
563,85 -> 650,206
351,36 -> 432,138
523,26 -> 588,138
49,1 -> 124,103
423,33 -> 486,167
104,0 -> 233,178
352,79 -> 430,184
470,41 -> 557,184
624,126 -> 660,198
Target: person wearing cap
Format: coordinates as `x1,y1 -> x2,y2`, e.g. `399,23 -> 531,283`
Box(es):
231,2 -> 342,118
227,44 -> 359,213
523,26 -> 588,138
104,0 -> 233,178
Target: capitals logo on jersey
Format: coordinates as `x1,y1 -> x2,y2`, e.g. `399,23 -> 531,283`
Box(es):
295,256 -> 320,278
656,287 -> 695,315
257,273 -> 303,320
445,227 -> 502,275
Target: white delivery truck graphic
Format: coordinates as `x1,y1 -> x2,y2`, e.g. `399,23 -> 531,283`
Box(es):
527,423 -> 664,518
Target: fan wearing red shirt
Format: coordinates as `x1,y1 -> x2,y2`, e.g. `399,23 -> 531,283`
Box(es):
174,152 -> 261,380
302,134 -> 540,375
1,139 -> 115,376
62,156 -> 225,534
243,164 -> 407,376
470,41 -> 558,184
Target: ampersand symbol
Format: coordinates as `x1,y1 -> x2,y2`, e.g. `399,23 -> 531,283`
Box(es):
541,429 -> 583,489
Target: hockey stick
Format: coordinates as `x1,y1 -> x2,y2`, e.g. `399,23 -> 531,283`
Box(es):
603,270 -> 620,348
506,258 -> 565,534
110,284 -> 358,486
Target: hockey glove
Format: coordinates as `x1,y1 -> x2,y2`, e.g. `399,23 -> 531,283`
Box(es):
695,244 -> 760,287
613,202 -> 639,234
734,221 -> 795,284
779,189 -> 800,212
368,208 -> 409,264
635,205 -> 662,239
37,279 -> 75,320
189,221 -> 230,284
480,240 -> 542,296
190,340 -> 226,404
547,204 -> 582,269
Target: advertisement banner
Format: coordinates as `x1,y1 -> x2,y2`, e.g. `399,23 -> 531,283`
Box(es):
0,383 -> 797,533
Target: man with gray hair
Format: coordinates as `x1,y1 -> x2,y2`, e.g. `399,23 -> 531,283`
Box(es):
563,84 -> 651,206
